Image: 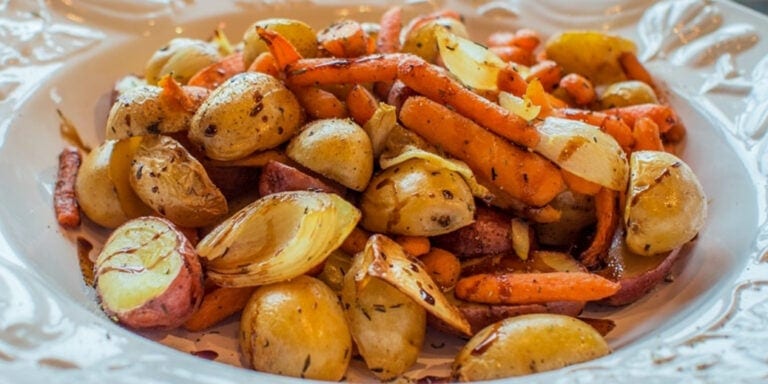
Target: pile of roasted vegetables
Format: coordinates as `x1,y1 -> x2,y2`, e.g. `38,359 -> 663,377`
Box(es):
53,6 -> 707,382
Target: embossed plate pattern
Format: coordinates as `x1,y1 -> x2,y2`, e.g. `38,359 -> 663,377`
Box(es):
1,0 -> 767,382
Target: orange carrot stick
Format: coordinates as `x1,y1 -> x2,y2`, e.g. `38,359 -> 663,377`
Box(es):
489,46 -> 536,66
454,271 -> 620,304
561,169 -> 601,196
346,84 -> 378,125
497,63 -> 528,97
54,147 -> 81,228
340,227 -> 370,254
376,6 -> 402,54
318,20 -> 368,58
618,52 -> 655,90
552,108 -> 634,151
398,55 -> 540,148
559,73 -> 596,106
420,248 -> 461,291
526,60 -> 562,92
293,86 -> 349,119
399,96 -> 564,207
394,235 -> 431,257
285,53 -> 404,87
579,188 -> 618,269
257,26 -> 302,70
247,51 -> 279,77
187,51 -> 245,90
183,286 -> 256,332
603,103 -> 682,134
632,116 -> 665,152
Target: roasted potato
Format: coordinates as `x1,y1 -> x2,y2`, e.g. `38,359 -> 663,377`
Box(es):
452,314 -> 610,381
94,216 -> 204,329
130,135 -> 228,227
401,17 -> 469,63
360,158 -> 475,236
624,151 -> 707,256
432,205 -> 512,258
599,80 -> 659,109
105,84 -> 209,140
286,118 -> 374,191
145,38 -> 221,85
545,31 -> 636,85
258,160 -> 346,197
342,254 -> 426,380
242,18 -> 318,68
240,275 -> 351,381
189,72 -> 303,161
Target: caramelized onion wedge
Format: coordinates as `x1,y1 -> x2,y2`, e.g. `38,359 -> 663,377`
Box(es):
198,191 -> 360,287
354,234 -> 471,336
624,151 -> 706,256
435,26 -> 505,91
534,117 -> 629,191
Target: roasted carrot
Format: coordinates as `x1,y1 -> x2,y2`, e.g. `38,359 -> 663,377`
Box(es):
511,28 -> 541,51
183,286 -> 256,332
618,52 -> 655,91
158,75 -> 204,113
394,235 -> 431,257
285,53 -> 404,87
579,188 -> 619,269
247,51 -> 279,77
256,26 -> 302,70
561,169 -> 601,196
454,271 -> 620,304
293,86 -> 349,119
497,63 -> 528,96
526,60 -> 562,92
603,103 -> 683,134
340,227 -> 370,254
187,51 -> 245,90
400,96 -> 564,207
318,20 -> 368,58
376,6 -> 402,54
54,147 -> 81,228
489,46 -> 536,66
632,116 -> 665,152
420,248 -> 461,291
346,84 -> 378,125
553,108 -> 635,151
398,55 -> 540,148
406,9 -> 462,36
559,73 -> 596,106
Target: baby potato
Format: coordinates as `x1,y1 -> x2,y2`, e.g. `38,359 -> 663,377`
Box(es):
75,140 -> 130,228
105,84 -> 209,140
599,80 -> 659,109
624,150 -> 707,256
402,17 -> 469,63
545,31 -> 636,85
130,135 -> 228,227
286,118 -> 374,191
240,275 -> 351,381
145,38 -> 221,85
242,18 -> 318,68
341,252 -> 426,380
95,216 -> 204,329
360,158 -> 475,236
452,314 -> 610,381
189,72 -> 303,161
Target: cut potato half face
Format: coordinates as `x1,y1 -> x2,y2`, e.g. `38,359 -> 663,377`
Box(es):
624,150 -> 707,256
95,216 -> 204,329
197,191 -> 360,287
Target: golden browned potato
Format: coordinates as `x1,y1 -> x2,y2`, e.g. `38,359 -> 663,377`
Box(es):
240,275 -> 351,381
401,17 -> 469,63
545,31 -> 636,85
599,80 -> 659,109
286,118 -> 374,191
360,158 -> 475,236
452,314 -> 610,381
341,251 -> 426,380
94,216 -> 204,329
75,140 -> 130,228
145,38 -> 221,85
242,18 -> 318,68
129,135 -> 228,227
189,72 -> 303,161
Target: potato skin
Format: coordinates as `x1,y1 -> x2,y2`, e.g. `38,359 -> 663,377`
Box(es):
95,216 -> 204,329
189,72 -> 303,161
258,160 -> 346,197
75,140 -> 130,228
432,205 -> 512,258
240,276 -> 351,381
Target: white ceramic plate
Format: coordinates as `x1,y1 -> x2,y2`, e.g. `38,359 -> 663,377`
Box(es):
1,0 -> 767,382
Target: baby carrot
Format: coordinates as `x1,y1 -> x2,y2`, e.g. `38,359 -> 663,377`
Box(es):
346,84 -> 378,125
54,147 -> 81,228
187,51 -> 245,90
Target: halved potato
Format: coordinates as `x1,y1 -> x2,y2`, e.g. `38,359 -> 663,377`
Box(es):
145,38 -> 221,85
189,72 -> 303,161
197,191 -> 360,287
545,31 -> 636,85
240,275 -> 351,381
94,216 -> 204,329
130,135 -> 228,228
286,118 -> 374,191
452,314 -> 610,380
242,18 -> 318,68
76,140 -> 131,228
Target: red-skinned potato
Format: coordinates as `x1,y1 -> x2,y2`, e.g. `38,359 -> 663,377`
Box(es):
432,205 -> 512,258
94,216 -> 204,329
258,160 -> 346,197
